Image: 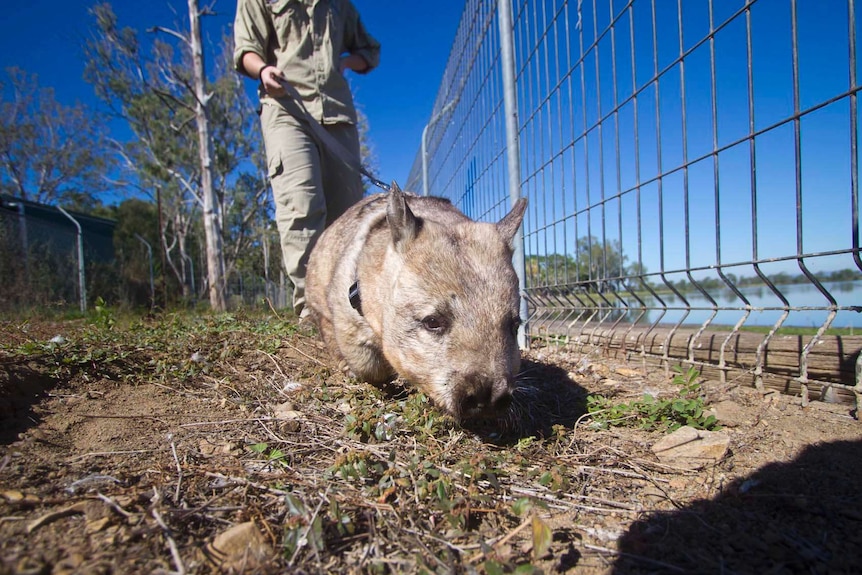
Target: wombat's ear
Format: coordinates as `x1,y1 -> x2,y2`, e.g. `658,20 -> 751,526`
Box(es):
387,181 -> 418,252
496,197 -> 527,246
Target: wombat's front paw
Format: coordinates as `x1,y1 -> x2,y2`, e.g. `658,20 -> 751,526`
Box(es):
337,360 -> 356,378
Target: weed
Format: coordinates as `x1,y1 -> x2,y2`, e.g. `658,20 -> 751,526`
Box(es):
536,465 -> 570,492
586,365 -> 719,432
249,442 -> 291,469
327,451 -> 387,485
91,296 -> 116,330
283,492 -> 325,559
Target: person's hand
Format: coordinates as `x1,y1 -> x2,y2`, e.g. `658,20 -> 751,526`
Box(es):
339,53 -> 369,75
260,65 -> 287,97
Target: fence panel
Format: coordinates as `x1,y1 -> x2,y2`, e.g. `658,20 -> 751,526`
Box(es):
1,196 -> 290,313
0,197 -> 114,312
408,0 -> 862,408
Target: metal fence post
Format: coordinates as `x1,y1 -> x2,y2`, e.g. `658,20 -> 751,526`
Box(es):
134,233 -> 155,310
497,0 -> 528,349
56,205 -> 86,313
15,201 -> 28,277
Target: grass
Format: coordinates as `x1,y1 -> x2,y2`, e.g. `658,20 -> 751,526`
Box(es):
717,324 -> 857,336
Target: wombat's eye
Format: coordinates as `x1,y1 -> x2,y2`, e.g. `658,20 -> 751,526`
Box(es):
421,315 -> 447,334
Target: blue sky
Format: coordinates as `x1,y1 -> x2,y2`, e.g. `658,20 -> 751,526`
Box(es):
0,0 -> 463,187
2,0 -> 859,285
508,0 -> 860,281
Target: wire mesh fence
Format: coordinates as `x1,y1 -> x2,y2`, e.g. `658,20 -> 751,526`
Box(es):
0,196 -> 290,313
408,0 -> 862,408
0,197 -> 114,312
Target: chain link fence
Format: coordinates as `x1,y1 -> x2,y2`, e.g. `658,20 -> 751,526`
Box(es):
408,0 -> 862,408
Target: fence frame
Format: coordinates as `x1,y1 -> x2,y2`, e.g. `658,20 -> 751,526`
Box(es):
408,0 -> 862,411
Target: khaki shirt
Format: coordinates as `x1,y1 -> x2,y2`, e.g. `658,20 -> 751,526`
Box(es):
234,0 -> 380,124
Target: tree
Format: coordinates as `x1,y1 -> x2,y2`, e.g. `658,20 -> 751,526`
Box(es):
83,3 -> 268,310
111,198 -> 162,308
184,0 -> 225,311
0,67 -> 113,206
207,31 -> 271,281
526,236 -> 643,292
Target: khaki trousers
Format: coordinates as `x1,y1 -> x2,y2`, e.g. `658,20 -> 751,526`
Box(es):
259,100 -> 363,315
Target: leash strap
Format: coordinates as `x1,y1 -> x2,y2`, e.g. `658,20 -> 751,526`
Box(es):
272,77 -> 391,193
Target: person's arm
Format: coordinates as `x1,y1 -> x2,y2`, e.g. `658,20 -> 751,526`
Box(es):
341,2 -> 380,75
241,52 -> 287,98
233,0 -> 286,96
339,53 -> 370,74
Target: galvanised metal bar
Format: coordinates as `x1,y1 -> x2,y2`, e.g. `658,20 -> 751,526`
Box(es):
741,2 -> 791,392
498,0 -> 529,348
56,205 -> 87,314
651,0 -> 688,374
409,0 -> 862,406
850,0 -> 862,411
790,0 -> 839,405
676,0 -> 719,367
708,0 -> 750,385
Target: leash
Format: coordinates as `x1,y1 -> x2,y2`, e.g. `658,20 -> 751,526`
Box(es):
271,77 -> 392,193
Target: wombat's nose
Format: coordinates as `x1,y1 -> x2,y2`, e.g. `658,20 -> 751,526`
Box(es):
462,379 -> 512,415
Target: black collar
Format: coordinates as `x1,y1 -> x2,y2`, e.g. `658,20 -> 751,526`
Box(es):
348,281 -> 363,316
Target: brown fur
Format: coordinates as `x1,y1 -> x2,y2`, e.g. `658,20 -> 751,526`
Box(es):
305,183 -> 527,422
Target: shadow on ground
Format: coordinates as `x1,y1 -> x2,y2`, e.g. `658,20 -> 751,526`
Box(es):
0,359 -> 58,444
612,439 -> 862,574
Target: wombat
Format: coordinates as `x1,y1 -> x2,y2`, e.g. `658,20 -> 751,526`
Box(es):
305,182 -> 527,422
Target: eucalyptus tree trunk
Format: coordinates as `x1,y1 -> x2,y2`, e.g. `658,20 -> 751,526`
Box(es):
188,0 -> 226,311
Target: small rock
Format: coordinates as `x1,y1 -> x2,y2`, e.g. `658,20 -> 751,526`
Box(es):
207,521 -> 271,571
279,419 -> 301,433
273,402 -> 302,420
651,426 -> 730,470
710,400 -> 748,427
86,516 -> 112,534
2,490 -> 27,502
615,367 -> 641,378
282,381 -> 303,394
591,364 -> 611,378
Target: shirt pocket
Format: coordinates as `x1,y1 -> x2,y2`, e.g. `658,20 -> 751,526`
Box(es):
267,150 -> 283,179
267,0 -> 307,48
267,0 -> 296,15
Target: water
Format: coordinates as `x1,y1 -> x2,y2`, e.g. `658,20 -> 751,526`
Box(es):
642,280 -> 861,330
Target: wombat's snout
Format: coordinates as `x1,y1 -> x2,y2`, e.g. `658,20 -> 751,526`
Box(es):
458,375 -> 513,418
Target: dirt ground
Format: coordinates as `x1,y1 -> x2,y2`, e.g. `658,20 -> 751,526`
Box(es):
1,313 -> 861,574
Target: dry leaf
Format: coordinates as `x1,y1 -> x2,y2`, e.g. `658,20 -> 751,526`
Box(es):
531,515 -> 552,559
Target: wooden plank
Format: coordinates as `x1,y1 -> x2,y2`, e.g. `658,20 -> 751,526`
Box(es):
530,320 -> 861,404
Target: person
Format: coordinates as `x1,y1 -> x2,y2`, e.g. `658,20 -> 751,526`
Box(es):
233,0 -> 380,317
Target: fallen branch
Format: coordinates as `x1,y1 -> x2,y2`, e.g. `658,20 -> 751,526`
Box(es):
152,488 -> 186,575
